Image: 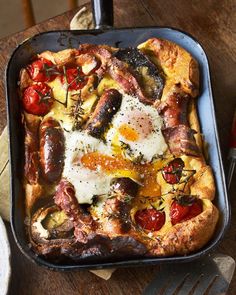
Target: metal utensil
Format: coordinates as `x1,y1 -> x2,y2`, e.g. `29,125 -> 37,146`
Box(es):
228,110 -> 236,188
143,253 -> 235,295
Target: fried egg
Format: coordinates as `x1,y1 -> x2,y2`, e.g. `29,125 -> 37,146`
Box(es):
63,130 -> 140,204
106,93 -> 167,162
63,131 -> 113,204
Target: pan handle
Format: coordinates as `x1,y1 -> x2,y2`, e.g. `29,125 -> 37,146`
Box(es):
91,0 -> 113,29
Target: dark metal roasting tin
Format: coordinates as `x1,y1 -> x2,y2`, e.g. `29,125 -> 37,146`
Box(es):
6,0 -> 229,270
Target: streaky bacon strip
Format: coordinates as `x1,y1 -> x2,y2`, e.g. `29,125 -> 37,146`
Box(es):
157,86 -> 200,156
78,44 -> 112,78
162,125 -> 200,156
79,44 -> 154,104
107,57 -> 152,104
157,91 -> 190,128
54,179 -> 96,243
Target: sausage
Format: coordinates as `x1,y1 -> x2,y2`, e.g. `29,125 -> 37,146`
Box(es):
110,177 -> 139,199
39,117 -> 65,183
54,179 -> 96,243
103,178 -> 139,234
86,89 -> 122,138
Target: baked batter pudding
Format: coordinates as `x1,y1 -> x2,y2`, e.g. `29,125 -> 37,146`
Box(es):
19,38 -> 219,261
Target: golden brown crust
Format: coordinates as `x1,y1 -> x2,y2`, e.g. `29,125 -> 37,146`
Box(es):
25,183 -> 43,214
138,38 -> 199,98
38,49 -> 79,66
149,201 -> 219,256
191,166 -> 215,200
19,68 -> 32,91
188,98 -> 203,152
19,38 -> 218,260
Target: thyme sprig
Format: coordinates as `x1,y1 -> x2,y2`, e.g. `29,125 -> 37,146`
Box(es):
34,89 -> 52,105
120,140 -> 144,164
177,169 -> 196,192
42,63 -> 61,78
123,194 -> 133,204
69,93 -> 85,130
62,66 -> 87,109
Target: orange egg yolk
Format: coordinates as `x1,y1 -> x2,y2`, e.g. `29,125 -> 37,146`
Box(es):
137,164 -> 161,197
80,152 -> 135,173
118,124 -> 139,141
80,152 -> 161,197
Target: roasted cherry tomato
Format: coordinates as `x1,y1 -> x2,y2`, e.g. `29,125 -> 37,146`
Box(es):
27,58 -> 59,82
135,208 -> 165,231
162,158 -> 185,184
22,83 -> 53,116
60,68 -> 88,91
170,198 -> 202,225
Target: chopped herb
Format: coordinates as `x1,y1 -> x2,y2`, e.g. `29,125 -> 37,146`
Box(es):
123,195 -> 133,203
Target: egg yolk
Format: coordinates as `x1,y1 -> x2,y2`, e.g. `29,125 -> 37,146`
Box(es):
118,124 -> 139,142
137,164 -> 161,197
118,111 -> 153,142
80,152 -> 162,197
81,152 -> 135,173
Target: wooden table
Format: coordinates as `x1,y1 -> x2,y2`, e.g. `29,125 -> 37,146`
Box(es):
1,0 -> 235,294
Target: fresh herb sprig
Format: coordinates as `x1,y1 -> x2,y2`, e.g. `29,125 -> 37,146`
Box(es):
42,63 -> 61,78
35,89 -> 52,105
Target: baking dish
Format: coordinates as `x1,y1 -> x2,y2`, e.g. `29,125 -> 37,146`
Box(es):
6,0 -> 229,270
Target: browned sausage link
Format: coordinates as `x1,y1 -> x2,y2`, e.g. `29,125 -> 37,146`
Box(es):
110,177 -> 139,199
54,179 -> 96,243
86,89 -> 122,138
104,178 -> 139,233
39,117 -> 64,183
24,114 -> 41,184
158,92 -> 190,128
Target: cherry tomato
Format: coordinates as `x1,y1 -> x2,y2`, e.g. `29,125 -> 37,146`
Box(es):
27,58 -> 59,82
22,83 -> 53,116
170,199 -> 202,225
162,158 -> 185,184
135,208 -> 165,231
60,68 -> 88,91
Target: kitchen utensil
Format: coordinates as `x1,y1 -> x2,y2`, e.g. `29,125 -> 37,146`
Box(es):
143,253 -> 235,295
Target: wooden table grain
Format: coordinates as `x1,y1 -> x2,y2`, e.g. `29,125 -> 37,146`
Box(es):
1,1 -> 235,294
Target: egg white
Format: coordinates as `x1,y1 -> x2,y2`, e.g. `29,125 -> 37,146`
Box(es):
106,93 -> 167,162
63,131 -> 113,204
62,93 -> 167,204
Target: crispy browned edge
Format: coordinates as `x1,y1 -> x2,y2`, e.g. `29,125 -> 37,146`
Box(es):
21,40 -> 219,258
